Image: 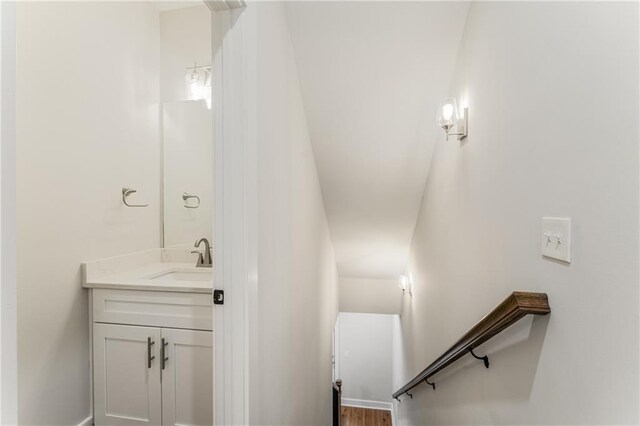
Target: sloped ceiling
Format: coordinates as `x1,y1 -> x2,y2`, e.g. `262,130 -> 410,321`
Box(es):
286,1 -> 469,279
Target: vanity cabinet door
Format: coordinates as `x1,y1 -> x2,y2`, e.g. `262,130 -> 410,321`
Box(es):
161,328 -> 213,426
94,324 -> 162,425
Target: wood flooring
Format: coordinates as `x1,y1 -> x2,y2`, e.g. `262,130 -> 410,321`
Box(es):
340,406 -> 392,426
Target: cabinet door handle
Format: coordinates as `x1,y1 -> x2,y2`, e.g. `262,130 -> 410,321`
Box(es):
147,337 -> 155,368
161,338 -> 169,370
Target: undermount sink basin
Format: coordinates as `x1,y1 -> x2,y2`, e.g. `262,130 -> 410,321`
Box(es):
146,268 -> 212,282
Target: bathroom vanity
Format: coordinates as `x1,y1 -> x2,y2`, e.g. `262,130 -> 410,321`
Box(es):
83,249 -> 213,426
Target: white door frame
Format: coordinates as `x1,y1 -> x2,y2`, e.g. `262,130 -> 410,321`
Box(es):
0,1 -> 18,424
210,3 -> 255,425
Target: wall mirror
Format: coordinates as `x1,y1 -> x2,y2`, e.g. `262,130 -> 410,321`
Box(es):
162,101 -> 213,247
158,3 -> 213,248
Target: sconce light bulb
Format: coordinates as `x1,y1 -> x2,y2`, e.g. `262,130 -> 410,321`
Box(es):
442,103 -> 454,120
437,97 -> 461,136
190,69 -> 200,84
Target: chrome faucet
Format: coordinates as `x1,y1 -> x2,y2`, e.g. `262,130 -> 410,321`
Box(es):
191,238 -> 212,268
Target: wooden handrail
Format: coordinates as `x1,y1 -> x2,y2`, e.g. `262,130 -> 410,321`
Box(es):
392,291 -> 550,399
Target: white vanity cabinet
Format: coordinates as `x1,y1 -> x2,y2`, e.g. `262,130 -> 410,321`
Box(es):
90,289 -> 213,426
93,324 -> 163,425
160,328 -> 213,426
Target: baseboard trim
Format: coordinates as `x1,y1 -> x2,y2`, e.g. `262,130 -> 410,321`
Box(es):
342,398 -> 393,412
391,403 -> 397,426
77,416 -> 93,426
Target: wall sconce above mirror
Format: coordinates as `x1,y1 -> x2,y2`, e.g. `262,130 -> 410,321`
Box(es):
437,97 -> 468,141
186,62 -> 212,109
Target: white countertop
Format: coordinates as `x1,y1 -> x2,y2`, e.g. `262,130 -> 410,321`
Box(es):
82,249 -> 213,294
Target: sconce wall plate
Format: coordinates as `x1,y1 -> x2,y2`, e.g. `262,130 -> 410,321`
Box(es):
457,107 -> 468,141
445,107 -> 468,142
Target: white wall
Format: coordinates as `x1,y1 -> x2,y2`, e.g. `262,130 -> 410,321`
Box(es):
340,277 -> 402,315
395,2 -> 639,425
249,3 -> 339,425
160,5 -> 211,102
16,3 -> 161,424
338,312 -> 394,404
333,315 -> 340,382
0,2 -> 17,423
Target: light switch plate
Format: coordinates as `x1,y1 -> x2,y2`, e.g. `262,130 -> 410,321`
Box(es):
541,217 -> 571,263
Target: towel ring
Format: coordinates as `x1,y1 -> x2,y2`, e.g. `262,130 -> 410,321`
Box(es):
183,192 -> 201,209
122,187 -> 148,208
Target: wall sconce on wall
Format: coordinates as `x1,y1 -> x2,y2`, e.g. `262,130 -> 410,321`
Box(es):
399,275 -> 412,296
437,97 -> 468,141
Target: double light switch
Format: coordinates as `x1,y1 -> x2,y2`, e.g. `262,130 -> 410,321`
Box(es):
541,217 -> 571,263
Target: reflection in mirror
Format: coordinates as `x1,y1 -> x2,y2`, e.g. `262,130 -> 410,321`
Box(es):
162,101 -> 212,247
